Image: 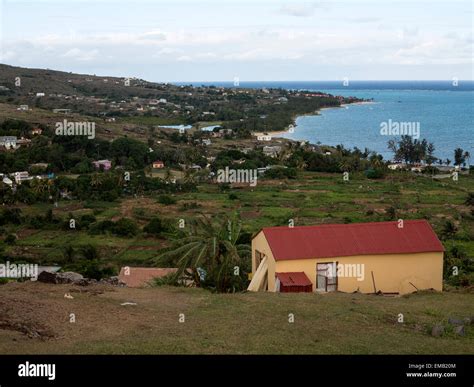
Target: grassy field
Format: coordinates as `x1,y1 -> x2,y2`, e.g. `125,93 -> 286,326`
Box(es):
0,282 -> 472,354
5,170 -> 473,271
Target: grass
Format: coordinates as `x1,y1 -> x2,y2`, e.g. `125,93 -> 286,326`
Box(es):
0,283 -> 472,354
4,171 -> 473,270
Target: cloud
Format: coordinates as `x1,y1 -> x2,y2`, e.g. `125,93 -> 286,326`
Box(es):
61,48 -> 99,61
277,2 -> 325,17
347,17 -> 380,24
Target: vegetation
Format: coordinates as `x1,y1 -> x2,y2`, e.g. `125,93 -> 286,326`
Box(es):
154,216 -> 250,292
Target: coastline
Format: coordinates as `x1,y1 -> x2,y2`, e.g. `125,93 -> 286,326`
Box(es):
253,100 -> 375,139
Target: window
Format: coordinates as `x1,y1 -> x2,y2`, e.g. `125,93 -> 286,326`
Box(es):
316,262 -> 338,292
255,250 -> 264,269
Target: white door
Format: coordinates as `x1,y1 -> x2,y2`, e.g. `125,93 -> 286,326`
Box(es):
316,262 -> 337,292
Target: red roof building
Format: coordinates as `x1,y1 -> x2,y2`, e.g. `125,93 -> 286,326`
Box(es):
262,220 -> 444,261
250,220 -> 444,295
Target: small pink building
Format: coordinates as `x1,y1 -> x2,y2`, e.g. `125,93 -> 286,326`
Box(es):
92,159 -> 112,171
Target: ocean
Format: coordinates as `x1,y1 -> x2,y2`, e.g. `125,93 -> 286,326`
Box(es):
178,81 -> 474,162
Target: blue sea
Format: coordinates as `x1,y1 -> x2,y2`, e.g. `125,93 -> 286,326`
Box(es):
177,81 -> 474,162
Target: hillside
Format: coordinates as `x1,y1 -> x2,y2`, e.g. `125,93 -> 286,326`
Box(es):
0,281 -> 472,354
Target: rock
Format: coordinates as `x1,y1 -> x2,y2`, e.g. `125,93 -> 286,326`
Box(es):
37,271 -> 58,284
100,276 -> 126,287
37,271 -> 83,284
431,324 -> 444,337
73,279 -> 91,286
56,272 -> 83,284
454,325 -> 465,336
448,317 -> 464,326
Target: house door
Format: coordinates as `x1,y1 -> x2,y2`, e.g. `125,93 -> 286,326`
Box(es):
316,262 -> 337,292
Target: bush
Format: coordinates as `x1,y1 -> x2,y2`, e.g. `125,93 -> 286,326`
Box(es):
112,218 -> 139,237
144,217 -> 164,235
265,167 -> 297,179
4,234 -> 16,245
440,220 -> 457,240
0,208 -> 22,226
80,214 -> 97,229
89,218 -> 138,237
89,220 -> 115,235
365,168 -> 385,179
157,195 -> 177,205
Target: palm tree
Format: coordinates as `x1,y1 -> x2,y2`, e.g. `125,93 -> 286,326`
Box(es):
463,151 -> 471,170
154,215 -> 250,292
31,179 -> 51,195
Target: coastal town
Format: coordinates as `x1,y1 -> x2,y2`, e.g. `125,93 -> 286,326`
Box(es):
0,65 -> 472,361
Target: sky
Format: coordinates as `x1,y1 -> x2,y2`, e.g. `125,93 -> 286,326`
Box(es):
0,0 -> 472,82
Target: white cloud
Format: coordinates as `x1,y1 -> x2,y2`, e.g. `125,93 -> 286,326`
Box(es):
62,48 -> 99,61
278,2 -> 326,17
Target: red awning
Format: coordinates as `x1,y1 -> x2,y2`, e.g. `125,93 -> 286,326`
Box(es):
276,272 -> 312,287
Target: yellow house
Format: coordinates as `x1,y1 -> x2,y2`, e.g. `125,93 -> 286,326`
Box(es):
248,220 -> 444,295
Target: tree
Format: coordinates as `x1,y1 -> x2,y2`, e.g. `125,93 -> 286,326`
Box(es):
463,151 -> 470,168
454,148 -> 465,166
80,244 -> 99,260
90,173 -> 104,188
63,245 -> 76,263
425,142 -> 436,166
155,215 -> 250,292
465,192 -> 474,206
144,217 -> 165,235
440,220 -> 457,240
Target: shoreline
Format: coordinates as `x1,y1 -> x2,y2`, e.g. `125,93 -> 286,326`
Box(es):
253,100 -> 375,139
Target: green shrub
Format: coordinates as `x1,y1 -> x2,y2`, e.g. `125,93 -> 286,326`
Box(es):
144,217 -> 164,235
158,195 -> 177,205
112,218 -> 139,237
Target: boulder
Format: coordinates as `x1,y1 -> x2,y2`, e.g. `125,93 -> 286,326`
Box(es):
431,324 -> 444,337
448,317 -> 464,326
37,271 -> 83,284
56,272 -> 83,284
37,271 -> 58,284
454,325 -> 465,336
100,276 -> 126,287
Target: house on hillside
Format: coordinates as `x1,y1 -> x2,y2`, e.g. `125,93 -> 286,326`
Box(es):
92,159 -> 112,171
31,128 -> 43,136
152,160 -> 165,169
248,220 -> 444,295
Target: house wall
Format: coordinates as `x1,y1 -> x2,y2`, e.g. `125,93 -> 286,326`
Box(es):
251,231 -> 277,291
252,232 -> 443,294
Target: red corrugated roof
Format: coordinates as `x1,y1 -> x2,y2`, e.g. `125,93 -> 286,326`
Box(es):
276,272 -> 312,287
262,220 -> 444,261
